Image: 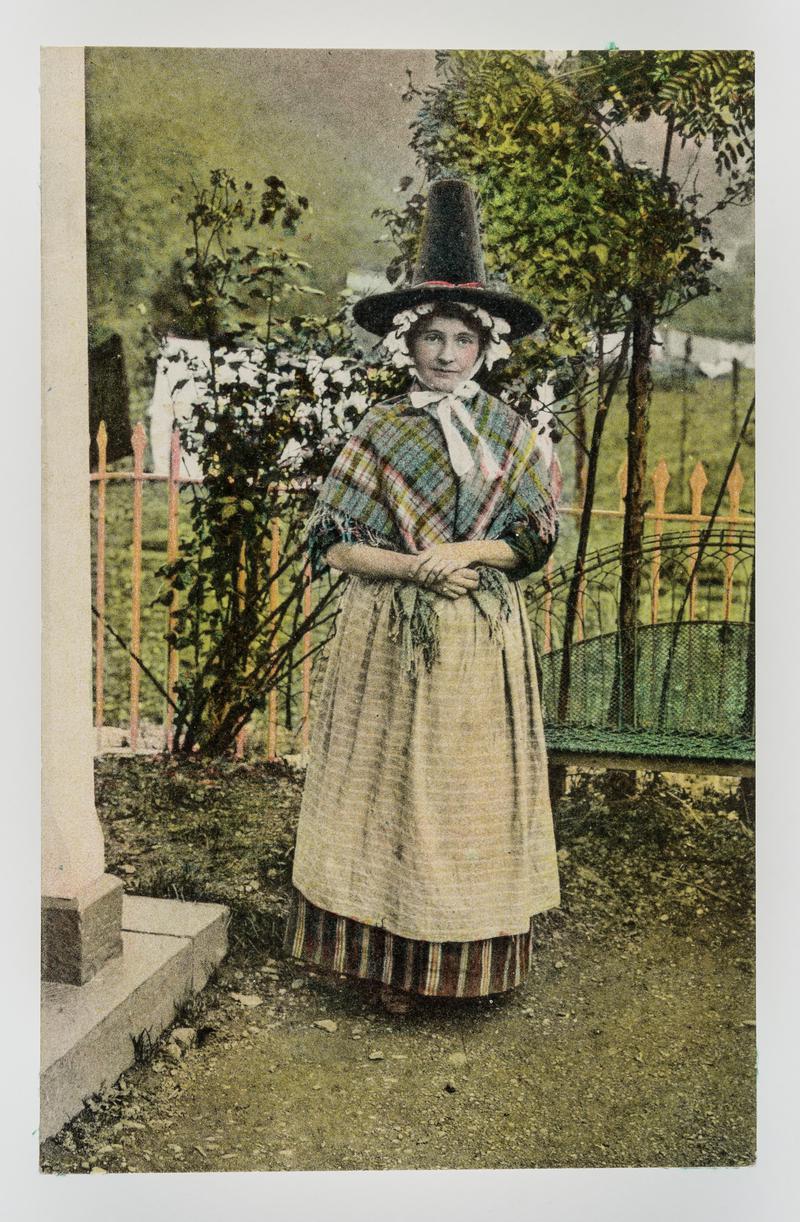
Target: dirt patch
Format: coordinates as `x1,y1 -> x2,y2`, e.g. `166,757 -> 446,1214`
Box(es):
41,760 -> 755,1172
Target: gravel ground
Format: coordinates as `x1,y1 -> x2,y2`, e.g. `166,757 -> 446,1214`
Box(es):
40,759 -> 755,1173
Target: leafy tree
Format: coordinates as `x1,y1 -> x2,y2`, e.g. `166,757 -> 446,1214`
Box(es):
576,50 -> 754,726
379,49 -> 754,732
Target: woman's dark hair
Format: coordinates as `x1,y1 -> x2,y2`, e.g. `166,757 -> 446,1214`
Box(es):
406,303 -> 490,354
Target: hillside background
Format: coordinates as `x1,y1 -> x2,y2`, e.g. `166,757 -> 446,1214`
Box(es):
85,47 -> 754,418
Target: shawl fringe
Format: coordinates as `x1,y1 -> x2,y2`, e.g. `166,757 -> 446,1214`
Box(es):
385,566 -> 513,676
388,584 -> 441,675
473,565 -> 514,644
305,504 -> 393,577
309,507 -> 520,676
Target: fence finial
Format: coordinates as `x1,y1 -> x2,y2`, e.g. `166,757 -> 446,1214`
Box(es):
727,460 -> 745,502
652,457 -> 670,513
132,419 -> 147,459
689,461 -> 708,516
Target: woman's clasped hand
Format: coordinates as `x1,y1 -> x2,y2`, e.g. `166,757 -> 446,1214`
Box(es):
408,541 -> 480,599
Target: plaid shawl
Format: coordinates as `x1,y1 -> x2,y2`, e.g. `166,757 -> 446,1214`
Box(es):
307,387 -> 560,671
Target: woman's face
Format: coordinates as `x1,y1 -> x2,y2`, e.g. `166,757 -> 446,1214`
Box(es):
408,313 -> 483,392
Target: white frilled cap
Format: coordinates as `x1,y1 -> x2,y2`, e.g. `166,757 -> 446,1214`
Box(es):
380,302 -> 512,371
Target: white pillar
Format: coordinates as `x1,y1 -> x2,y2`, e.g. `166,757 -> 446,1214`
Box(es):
41,48 -> 122,982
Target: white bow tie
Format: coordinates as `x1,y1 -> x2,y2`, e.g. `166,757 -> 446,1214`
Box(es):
408,381 -> 502,480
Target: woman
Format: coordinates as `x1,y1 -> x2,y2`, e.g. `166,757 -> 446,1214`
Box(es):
284,178 -> 561,1013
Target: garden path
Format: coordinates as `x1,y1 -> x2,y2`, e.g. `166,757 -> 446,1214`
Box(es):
41,761 -> 756,1172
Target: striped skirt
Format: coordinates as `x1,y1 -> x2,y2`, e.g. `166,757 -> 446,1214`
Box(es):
283,887 -> 537,999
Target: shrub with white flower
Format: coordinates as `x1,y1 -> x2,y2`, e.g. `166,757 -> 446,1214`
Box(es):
154,169 -> 410,757
174,340 -> 393,484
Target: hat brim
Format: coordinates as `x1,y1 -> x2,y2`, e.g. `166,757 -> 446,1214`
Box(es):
351,285 -> 543,341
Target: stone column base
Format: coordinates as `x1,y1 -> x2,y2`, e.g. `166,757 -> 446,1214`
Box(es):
42,874 -> 124,985
41,895 -> 229,1141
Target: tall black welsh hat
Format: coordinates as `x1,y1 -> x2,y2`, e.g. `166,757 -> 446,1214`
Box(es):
352,177 -> 543,340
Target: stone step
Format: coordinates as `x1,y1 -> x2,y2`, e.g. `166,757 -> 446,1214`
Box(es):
40,895 -> 228,1142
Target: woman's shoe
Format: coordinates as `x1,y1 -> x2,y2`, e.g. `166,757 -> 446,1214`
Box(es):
379,984 -> 416,1015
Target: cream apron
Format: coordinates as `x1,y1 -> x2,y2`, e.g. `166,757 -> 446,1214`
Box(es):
291,574 -> 560,943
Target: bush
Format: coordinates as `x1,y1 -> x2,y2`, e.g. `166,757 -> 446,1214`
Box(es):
157,171 -> 402,754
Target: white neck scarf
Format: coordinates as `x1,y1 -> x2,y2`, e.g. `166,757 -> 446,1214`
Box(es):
408,366 -> 502,481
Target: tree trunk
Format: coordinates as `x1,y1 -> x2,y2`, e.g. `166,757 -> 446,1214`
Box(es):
558,330 -> 631,726
573,373 -> 588,503
549,388 -> 609,804
557,397 -> 609,725
615,296 -> 655,731
677,334 -> 692,505
550,331 -> 630,802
